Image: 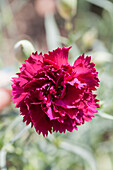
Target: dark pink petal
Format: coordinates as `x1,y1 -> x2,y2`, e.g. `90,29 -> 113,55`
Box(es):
73,54 -> 99,90
41,95 -> 61,120
24,78 -> 47,92
45,106 -> 61,120
25,98 -> 51,137
43,58 -> 59,69
12,77 -> 28,87
18,52 -> 43,79
73,54 -> 94,74
44,46 -> 72,68
31,51 -> 43,62
74,110 -> 84,124
11,84 -> 24,100
33,114 -> 52,136
57,106 -> 79,119
20,102 -> 33,127
29,105 -> 45,124
52,117 -> 77,133
66,77 -> 86,89
54,84 -> 83,108
14,92 -> 27,107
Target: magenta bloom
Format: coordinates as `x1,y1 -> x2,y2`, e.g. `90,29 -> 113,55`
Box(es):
12,47 -> 100,136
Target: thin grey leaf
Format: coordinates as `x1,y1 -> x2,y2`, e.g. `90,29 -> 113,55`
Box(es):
60,141 -> 98,170
44,14 -> 61,50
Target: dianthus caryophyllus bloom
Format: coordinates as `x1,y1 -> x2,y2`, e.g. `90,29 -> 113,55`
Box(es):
12,47 -> 100,136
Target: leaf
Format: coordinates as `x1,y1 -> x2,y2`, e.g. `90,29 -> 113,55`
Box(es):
60,141 -> 98,170
44,14 -> 61,50
86,0 -> 113,13
2,125 -> 31,151
0,150 -> 7,170
96,112 -> 113,120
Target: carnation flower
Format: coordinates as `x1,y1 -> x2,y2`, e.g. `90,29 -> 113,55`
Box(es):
12,47 -> 100,136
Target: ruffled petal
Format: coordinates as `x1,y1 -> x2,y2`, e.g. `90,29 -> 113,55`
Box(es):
44,46 -> 72,68
52,117 -> 77,133
20,102 -> 33,127
73,54 -> 99,90
30,105 -> 45,124
28,105 -> 52,136
54,84 -> 83,108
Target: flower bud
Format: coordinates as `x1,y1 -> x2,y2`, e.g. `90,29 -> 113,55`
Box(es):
14,40 -> 35,63
57,0 -> 77,20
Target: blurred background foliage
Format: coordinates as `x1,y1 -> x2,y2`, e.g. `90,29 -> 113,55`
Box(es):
0,0 -> 113,170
